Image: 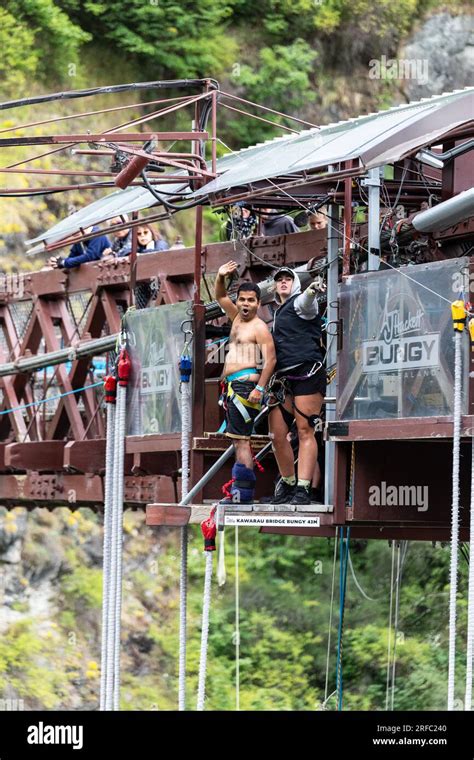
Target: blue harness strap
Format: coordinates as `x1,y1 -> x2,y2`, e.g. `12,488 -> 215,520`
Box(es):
225,368 -> 259,382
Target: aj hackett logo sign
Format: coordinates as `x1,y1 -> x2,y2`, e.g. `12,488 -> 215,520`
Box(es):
141,364 -> 172,394
141,342 -> 172,394
363,305 -> 440,372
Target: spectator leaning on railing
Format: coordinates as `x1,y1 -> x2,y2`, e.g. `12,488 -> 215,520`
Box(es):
48,225 -> 110,270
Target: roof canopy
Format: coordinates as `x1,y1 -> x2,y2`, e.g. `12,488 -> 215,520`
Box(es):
26,87 -> 474,250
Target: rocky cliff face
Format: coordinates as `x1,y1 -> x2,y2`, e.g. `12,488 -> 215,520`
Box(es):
0,507 -> 182,710
401,11 -> 473,99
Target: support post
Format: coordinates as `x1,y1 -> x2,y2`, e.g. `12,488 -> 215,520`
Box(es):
324,195 -> 339,507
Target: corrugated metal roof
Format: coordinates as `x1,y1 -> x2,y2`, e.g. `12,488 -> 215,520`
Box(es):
194,87 -> 474,197
26,180 -> 189,246
27,87 -> 474,249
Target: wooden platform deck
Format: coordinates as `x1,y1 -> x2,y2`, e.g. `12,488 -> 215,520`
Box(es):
146,502 -> 333,527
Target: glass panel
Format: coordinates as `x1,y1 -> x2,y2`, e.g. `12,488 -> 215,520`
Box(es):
125,301 -> 192,435
337,258 -> 469,420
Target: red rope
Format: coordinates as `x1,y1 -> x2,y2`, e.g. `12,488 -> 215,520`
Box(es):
221,477 -> 235,499
253,455 -> 264,473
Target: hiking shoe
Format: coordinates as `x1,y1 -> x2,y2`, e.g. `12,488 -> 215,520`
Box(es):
290,485 -> 312,505
271,480 -> 296,504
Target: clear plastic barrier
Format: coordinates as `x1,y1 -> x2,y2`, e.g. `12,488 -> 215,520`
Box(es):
337,258 -> 469,420
125,301 -> 192,435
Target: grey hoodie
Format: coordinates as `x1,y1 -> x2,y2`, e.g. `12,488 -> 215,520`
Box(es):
273,271 -> 319,322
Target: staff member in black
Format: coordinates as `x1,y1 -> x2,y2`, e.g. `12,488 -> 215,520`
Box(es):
268,267 -> 326,505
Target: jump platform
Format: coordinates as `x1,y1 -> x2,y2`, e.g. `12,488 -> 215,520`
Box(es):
146,502 -> 333,528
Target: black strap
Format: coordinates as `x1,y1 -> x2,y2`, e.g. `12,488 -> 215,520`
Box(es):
234,479 -> 255,489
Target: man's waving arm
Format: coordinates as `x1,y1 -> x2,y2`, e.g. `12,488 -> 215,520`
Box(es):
215,260 -> 239,321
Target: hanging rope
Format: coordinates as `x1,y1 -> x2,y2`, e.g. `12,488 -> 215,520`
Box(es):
385,540 -> 396,711
217,524 -> 226,587
104,346 -> 131,711
197,512 -> 216,711
323,529 -> 339,708
335,527 -> 350,711
448,300 -> 466,710
100,375 -> 116,711
390,542 -> 402,711
465,368 -> 474,709
235,525 -> 240,711
178,323 -> 193,712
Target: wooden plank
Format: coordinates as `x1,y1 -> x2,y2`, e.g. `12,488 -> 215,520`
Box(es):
146,503 -> 333,526
5,441 -> 65,471
146,505 -> 191,527
126,434 -> 181,453
64,439 -> 106,473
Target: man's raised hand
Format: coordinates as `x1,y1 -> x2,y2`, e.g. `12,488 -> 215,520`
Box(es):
218,260 -> 238,278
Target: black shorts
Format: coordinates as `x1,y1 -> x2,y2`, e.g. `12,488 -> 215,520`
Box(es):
224,380 -> 261,440
284,362 -> 327,397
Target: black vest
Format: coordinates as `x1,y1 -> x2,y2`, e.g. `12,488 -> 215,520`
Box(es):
272,294 -> 323,370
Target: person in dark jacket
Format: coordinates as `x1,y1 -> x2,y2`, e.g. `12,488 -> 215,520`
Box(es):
48,226 -> 110,269
261,208 -> 299,237
268,267 -> 326,505
103,216 -> 132,258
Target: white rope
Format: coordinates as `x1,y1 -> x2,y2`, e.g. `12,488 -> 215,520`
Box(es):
178,380 -> 192,711
385,541 -> 396,711
217,528 -> 226,586
197,551 -> 213,711
348,553 -> 378,602
448,330 -> 463,710
323,530 -> 339,706
112,381 -> 127,711
105,389 -> 120,711
390,543 -> 402,711
100,400 -> 115,711
465,429 -> 474,710
235,526 -> 240,711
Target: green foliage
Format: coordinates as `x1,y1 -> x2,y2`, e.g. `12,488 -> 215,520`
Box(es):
227,39 -> 317,145
70,0 -> 237,78
61,565 -> 103,610
0,1 -> 90,95
0,620 -> 71,708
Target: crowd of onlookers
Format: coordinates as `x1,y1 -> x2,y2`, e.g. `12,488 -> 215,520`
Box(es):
47,216 -> 185,270
46,207 -> 327,271
224,205 -> 328,241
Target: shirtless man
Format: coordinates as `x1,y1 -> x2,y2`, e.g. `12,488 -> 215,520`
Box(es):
216,260 -> 276,504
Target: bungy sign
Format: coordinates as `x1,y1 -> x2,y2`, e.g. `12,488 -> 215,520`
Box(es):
337,258 -> 469,420
125,302 -> 192,435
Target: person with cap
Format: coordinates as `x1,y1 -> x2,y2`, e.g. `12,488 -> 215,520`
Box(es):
215,260 -> 276,504
268,266 -> 327,505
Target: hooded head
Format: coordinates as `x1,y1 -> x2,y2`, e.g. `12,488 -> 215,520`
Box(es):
273,267 -> 301,304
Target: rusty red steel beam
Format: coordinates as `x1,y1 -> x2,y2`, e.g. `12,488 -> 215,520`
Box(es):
9,233 -> 328,300
0,132 -> 209,147
0,94 -> 201,135
0,178 -> 199,194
